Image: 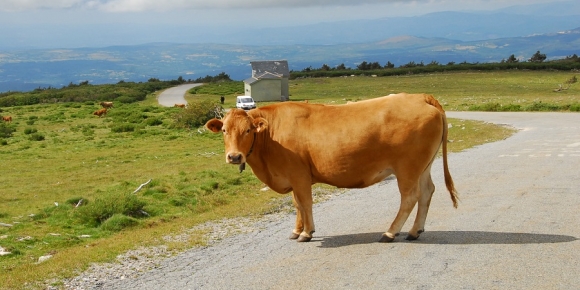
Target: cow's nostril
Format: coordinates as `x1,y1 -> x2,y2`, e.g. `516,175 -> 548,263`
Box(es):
228,153 -> 242,164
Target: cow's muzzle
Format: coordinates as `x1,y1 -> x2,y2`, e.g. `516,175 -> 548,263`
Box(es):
227,153 -> 243,164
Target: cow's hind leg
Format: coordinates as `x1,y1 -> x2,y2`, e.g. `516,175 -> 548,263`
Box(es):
406,165 -> 435,240
380,177 -> 420,243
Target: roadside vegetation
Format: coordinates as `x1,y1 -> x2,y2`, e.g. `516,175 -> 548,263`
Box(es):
0,68 -> 577,289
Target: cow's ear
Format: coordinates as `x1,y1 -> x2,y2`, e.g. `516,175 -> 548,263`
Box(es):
253,117 -> 268,133
205,119 -> 223,133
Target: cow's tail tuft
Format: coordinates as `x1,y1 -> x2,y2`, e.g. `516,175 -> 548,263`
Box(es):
425,94 -> 459,208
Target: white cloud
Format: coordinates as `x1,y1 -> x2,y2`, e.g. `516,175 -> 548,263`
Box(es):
0,0 -> 553,13
0,0 -> 413,12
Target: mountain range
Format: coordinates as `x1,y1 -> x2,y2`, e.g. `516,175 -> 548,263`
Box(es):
1,1 -> 579,93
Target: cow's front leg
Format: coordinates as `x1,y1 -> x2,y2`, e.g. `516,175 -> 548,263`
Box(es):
291,188 -> 314,242
289,197 -> 303,240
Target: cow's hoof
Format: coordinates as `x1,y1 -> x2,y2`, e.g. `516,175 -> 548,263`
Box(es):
405,234 -> 419,241
289,233 -> 300,240
379,234 -> 395,243
297,235 -> 312,242
405,229 -> 424,241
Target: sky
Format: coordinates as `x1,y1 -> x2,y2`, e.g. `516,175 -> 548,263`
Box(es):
0,0 -> 565,49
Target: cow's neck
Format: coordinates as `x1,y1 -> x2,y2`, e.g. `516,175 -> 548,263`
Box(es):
245,133 -> 280,190
239,133 -> 256,173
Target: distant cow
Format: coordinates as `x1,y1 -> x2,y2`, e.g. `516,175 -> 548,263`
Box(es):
205,93 -> 458,243
100,102 -> 114,109
2,116 -> 12,122
174,104 -> 186,108
93,108 -> 107,117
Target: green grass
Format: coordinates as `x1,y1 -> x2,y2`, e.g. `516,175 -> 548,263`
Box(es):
2,70 -> 569,289
185,71 -> 579,111
277,71 -> 579,111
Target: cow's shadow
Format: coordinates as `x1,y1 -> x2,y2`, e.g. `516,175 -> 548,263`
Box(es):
316,231 -> 578,248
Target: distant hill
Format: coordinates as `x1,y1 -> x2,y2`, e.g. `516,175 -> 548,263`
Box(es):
1,1 -> 579,92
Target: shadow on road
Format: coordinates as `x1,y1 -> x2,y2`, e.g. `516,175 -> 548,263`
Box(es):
317,231 -> 577,248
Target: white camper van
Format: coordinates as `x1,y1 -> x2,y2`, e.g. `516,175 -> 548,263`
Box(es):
236,96 -> 256,110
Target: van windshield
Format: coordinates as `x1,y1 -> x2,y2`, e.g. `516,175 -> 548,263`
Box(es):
240,98 -> 253,103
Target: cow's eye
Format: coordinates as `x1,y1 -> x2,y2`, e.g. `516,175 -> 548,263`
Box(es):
246,129 -> 250,134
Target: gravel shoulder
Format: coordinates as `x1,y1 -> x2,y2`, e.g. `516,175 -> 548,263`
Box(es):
61,112 -> 580,290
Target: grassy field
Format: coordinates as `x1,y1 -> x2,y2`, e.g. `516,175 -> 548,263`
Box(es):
1,70 -> 576,289
186,70 -> 579,111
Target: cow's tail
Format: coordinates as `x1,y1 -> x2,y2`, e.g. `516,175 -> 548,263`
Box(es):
425,94 -> 459,208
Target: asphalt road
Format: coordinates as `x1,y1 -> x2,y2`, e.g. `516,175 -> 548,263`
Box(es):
156,83 -> 202,107
97,112 -> 580,289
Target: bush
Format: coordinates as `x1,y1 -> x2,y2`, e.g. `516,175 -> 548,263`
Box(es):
0,123 -> 15,138
145,117 -> 163,126
24,128 -> 38,134
469,103 -> 522,112
65,196 -> 88,207
28,133 -> 45,141
27,116 -> 38,126
173,99 -> 223,129
525,102 -> 561,111
100,214 -> 140,232
111,123 -> 136,133
76,193 -> 148,227
468,103 -> 502,111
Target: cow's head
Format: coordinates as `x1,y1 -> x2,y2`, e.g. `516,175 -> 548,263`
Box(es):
205,109 -> 267,169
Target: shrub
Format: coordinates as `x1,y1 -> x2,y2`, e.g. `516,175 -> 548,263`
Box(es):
28,133 -> 45,141
0,123 -> 15,138
26,116 -> 38,125
468,103 -> 502,111
24,128 -> 38,135
525,102 -> 561,111
76,193 -> 148,227
100,214 -> 140,232
65,196 -> 88,207
469,103 -> 522,112
145,117 -> 163,126
111,123 -> 136,133
173,99 -> 223,129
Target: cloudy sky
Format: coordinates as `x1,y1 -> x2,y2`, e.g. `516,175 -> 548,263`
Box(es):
0,0 -> 563,49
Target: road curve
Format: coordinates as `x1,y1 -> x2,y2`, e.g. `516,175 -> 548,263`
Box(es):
157,83 -> 202,107
70,112 -> 580,289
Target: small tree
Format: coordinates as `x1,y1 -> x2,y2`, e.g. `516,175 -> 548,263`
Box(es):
566,54 -> 579,62
529,51 -> 547,63
506,54 -> 519,63
357,61 -> 370,70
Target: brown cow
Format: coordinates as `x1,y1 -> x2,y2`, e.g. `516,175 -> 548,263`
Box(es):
2,116 -> 12,122
205,93 -> 458,243
93,108 -> 107,117
174,103 -> 186,108
100,101 -> 114,109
